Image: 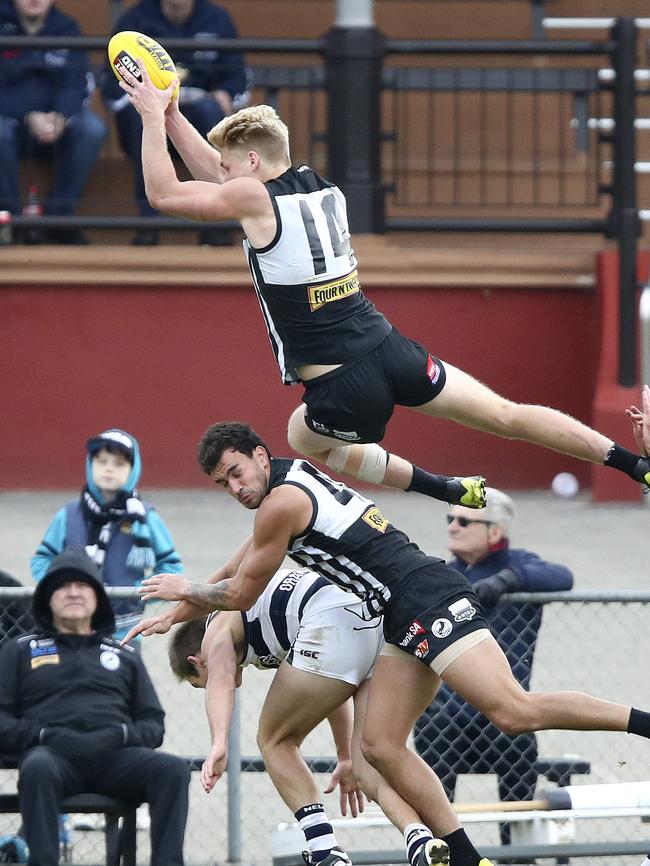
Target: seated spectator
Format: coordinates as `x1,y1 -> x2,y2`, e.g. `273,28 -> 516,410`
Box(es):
0,0 -> 107,245
0,547 -> 189,866
31,428 -> 183,642
413,488 -> 573,852
101,0 -> 249,246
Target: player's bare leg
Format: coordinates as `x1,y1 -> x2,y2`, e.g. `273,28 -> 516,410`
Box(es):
442,634 -> 635,734
287,406 -> 486,508
419,364 -> 650,488
360,653 -> 487,865
351,682 -> 453,866
360,653 -> 460,837
257,662 -> 356,812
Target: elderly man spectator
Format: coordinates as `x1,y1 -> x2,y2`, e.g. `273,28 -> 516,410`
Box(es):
413,488 -> 573,851
0,0 -> 107,244
101,0 -> 248,245
0,547 -> 189,866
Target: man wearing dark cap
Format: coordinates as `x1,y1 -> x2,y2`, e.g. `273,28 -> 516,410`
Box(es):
0,547 -> 189,866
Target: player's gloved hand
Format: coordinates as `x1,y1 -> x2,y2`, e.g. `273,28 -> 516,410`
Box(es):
472,568 -> 519,609
444,475 -> 487,509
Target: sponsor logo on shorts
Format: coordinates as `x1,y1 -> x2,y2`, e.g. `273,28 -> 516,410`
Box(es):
311,420 -> 361,441
432,618 -> 453,639
448,597 -> 477,623
298,649 -> 320,659
308,271 -> 360,311
426,355 -> 441,385
362,506 -> 388,533
414,638 -> 429,659
114,51 -> 143,83
399,620 -> 425,647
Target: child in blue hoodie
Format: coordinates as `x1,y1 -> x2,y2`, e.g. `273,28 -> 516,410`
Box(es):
31,428 -> 183,641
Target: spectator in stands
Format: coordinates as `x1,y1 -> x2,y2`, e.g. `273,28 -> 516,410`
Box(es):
413,488 -> 573,851
31,428 -> 183,642
0,547 -> 189,866
0,0 -> 107,245
0,570 -> 34,648
101,0 -> 249,246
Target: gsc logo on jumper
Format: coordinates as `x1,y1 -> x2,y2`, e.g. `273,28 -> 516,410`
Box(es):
308,271 -> 360,311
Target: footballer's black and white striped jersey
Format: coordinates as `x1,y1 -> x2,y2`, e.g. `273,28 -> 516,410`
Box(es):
244,165 -> 390,384
207,568 -> 344,670
268,458 -> 444,619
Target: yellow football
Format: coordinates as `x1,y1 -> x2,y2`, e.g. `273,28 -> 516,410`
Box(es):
108,31 -> 179,98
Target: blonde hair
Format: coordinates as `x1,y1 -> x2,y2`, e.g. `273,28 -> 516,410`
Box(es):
208,104 -> 290,164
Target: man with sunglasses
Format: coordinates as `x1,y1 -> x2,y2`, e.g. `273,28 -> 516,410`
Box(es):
414,489 -> 573,855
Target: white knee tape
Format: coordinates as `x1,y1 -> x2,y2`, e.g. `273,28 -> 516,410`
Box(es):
358,444 -> 388,484
325,445 -> 352,474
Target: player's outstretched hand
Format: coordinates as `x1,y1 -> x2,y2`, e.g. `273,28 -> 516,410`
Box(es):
120,613 -> 173,645
139,573 -> 190,601
625,384 -> 650,457
201,746 -> 228,793
324,757 -> 365,818
119,59 -> 178,117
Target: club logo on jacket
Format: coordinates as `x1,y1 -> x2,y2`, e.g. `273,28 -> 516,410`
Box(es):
29,638 -> 59,669
100,650 -> 120,671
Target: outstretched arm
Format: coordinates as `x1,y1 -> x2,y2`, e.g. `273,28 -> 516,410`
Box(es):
122,537 -> 254,643
201,622 -> 240,793
140,486 -> 312,611
165,99 -> 226,183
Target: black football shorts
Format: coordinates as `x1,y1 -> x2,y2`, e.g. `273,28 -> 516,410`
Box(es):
302,327 -> 447,443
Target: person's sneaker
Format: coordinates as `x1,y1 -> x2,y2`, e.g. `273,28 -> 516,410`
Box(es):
444,475 -> 486,508
416,839 -> 449,866
302,847 -> 352,866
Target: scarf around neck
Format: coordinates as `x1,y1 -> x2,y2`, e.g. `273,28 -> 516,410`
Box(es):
80,485 -> 156,574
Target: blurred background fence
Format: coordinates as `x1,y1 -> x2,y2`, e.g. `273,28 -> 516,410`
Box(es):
1,588 -> 650,865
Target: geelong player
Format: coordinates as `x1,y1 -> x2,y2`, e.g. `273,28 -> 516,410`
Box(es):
168,567 -> 452,866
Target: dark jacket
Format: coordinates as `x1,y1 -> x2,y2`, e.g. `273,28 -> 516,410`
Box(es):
0,0 -> 92,120
0,549 -> 164,757
100,0 -> 248,106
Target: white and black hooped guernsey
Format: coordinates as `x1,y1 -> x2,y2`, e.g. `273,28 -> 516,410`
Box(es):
268,458 -> 454,620
206,568 -> 331,670
243,165 -> 391,384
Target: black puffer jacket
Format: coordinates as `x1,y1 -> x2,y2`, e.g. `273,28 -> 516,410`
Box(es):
0,549 -> 164,757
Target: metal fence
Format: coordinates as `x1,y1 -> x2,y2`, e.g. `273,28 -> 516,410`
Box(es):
1,588 -> 650,865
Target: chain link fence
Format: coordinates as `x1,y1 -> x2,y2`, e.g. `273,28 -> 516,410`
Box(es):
1,589 -> 649,865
